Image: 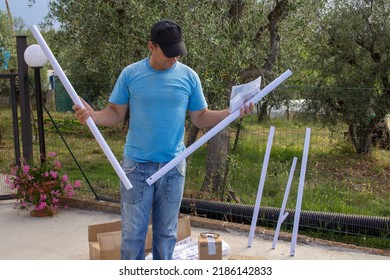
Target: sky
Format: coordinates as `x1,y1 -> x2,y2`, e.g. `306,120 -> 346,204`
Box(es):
0,0 -> 54,27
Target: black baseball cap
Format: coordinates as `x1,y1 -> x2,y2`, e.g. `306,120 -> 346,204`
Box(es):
150,19 -> 188,58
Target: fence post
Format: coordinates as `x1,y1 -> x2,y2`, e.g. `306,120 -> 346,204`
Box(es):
16,35 -> 33,161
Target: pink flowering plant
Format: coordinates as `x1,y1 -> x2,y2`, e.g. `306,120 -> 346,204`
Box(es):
6,152 -> 81,216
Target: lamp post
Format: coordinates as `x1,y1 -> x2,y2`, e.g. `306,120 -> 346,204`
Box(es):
24,44 -> 48,162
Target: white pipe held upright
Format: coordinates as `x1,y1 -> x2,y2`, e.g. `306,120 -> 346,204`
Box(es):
29,25 -> 133,190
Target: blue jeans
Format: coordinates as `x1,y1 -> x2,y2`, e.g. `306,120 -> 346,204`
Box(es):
120,157 -> 186,260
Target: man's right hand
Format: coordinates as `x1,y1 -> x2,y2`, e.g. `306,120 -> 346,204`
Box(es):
72,98 -> 94,124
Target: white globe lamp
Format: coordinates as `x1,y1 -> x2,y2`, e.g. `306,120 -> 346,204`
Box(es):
24,44 -> 47,68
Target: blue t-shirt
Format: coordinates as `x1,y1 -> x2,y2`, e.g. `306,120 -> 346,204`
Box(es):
109,57 -> 207,162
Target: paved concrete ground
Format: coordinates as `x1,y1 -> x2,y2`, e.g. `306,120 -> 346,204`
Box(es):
0,199 -> 388,260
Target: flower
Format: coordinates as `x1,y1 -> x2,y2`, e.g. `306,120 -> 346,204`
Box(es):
6,152 -> 81,216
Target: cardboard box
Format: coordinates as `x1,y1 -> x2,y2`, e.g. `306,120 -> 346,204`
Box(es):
88,220 -> 121,260
88,215 -> 191,260
198,232 -> 222,260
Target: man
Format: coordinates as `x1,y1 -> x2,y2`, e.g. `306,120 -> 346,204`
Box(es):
73,19 -> 253,260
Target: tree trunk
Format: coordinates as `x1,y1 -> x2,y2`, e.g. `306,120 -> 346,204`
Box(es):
355,126 -> 372,154
232,120 -> 242,151
186,123 -> 200,147
202,128 -> 230,194
285,100 -> 290,120
5,0 -> 15,36
349,122 -> 376,154
257,100 -> 268,121
202,0 -> 289,198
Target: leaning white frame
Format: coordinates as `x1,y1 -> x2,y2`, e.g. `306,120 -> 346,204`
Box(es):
247,126 -> 275,247
146,70 -> 292,185
272,157 -> 298,249
290,127 -> 311,256
30,25 -> 133,190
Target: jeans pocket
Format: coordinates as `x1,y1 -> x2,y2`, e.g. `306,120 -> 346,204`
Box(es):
122,157 -> 139,174
121,158 -> 143,204
165,160 -> 186,203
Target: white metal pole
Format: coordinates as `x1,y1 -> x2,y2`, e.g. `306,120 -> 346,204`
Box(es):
30,25 -> 133,190
272,157 -> 298,249
247,126 -> 275,247
146,70 -> 292,185
290,128 -> 311,256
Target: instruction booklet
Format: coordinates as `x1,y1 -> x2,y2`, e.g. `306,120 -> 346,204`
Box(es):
229,76 -> 261,113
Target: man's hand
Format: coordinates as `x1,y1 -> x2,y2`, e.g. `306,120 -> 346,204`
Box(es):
239,102 -> 254,118
72,97 -> 94,124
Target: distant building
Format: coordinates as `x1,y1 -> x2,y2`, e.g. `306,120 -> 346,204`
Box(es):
269,99 -> 305,119
0,47 -> 11,70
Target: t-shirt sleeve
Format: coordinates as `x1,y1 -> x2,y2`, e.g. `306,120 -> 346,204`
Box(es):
109,68 -> 130,105
188,72 -> 208,112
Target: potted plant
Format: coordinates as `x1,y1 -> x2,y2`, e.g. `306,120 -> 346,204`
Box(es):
5,152 -> 81,217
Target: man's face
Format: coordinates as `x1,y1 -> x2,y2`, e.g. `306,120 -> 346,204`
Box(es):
148,41 -> 180,70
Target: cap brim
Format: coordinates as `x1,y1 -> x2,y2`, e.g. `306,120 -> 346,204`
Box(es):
159,41 -> 187,58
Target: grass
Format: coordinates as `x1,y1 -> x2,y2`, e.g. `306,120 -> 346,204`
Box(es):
185,117 -> 390,214
1,109 -> 389,249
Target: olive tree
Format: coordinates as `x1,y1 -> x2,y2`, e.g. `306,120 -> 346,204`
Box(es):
304,0 -> 390,154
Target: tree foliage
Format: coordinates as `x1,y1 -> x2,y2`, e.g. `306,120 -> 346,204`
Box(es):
0,10 -> 28,72
44,0 -> 278,108
303,0 -> 390,154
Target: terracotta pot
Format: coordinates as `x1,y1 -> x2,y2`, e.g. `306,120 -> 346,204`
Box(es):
40,180 -> 57,193
30,181 -> 58,217
30,207 -> 56,217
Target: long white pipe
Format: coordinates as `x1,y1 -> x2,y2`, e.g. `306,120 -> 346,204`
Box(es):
30,25 -> 133,190
247,126 -> 275,247
272,157 -> 298,249
146,70 -> 292,185
290,128 -> 311,256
